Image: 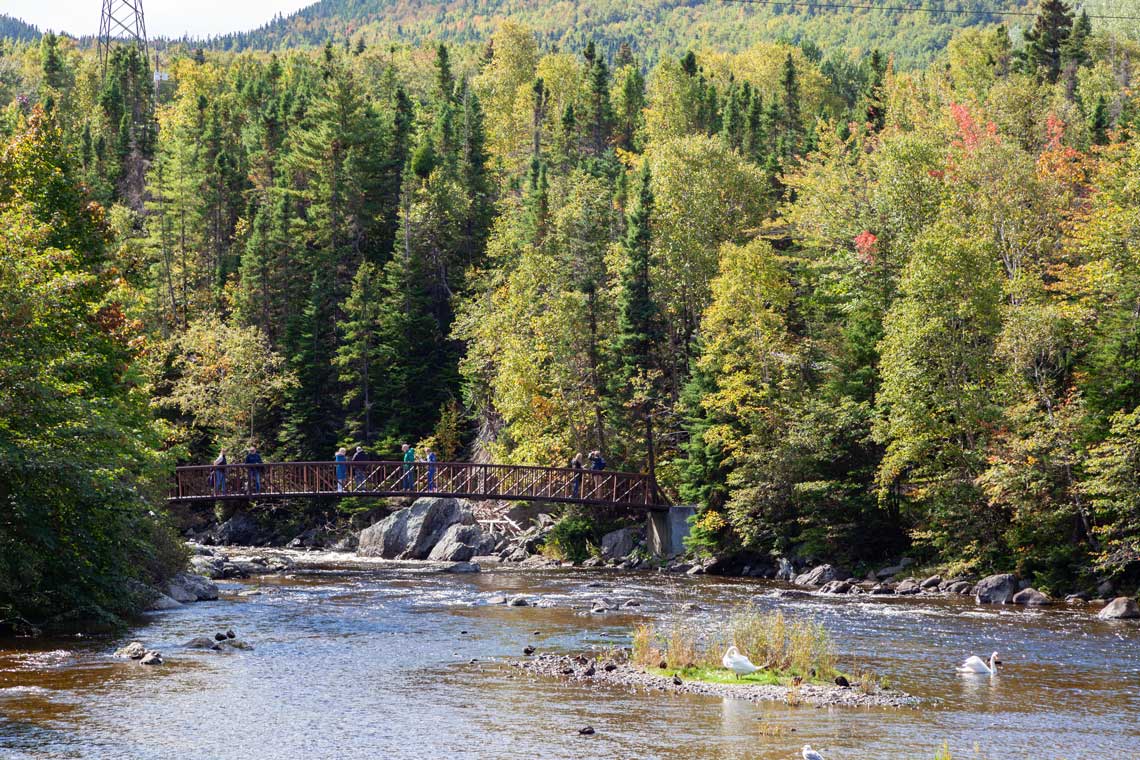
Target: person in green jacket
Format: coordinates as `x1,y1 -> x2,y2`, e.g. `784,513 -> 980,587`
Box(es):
401,443 -> 416,491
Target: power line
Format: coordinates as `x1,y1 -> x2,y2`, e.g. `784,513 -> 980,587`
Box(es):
720,0 -> 1140,23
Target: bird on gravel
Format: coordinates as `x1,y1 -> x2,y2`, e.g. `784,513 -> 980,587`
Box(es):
802,744 -> 825,760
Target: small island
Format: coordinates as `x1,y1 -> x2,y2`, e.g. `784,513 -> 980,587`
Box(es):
513,610 -> 919,709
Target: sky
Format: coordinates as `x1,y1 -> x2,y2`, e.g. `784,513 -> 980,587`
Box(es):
5,0 -> 315,38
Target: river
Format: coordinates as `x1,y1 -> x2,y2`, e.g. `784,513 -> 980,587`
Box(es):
1,553 -> 1138,759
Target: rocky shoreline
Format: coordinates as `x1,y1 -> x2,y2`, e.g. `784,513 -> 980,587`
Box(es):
512,653 -> 920,709
171,496 -> 1140,623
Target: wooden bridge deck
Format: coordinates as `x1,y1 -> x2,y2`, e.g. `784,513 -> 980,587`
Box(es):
171,460 -> 667,510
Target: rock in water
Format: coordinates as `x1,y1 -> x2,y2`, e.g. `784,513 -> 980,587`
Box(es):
114,642 -> 147,660
508,596 -> 530,607
578,726 -> 595,735
226,629 -> 235,639
1098,597 -> 1140,620
975,573 -> 1019,604
139,651 -> 163,666
165,573 -> 220,603
214,632 -> 227,642
1012,588 -> 1052,606
357,497 -> 475,559
793,564 -> 841,588
442,561 -> 480,574
146,592 -> 183,611
184,636 -> 222,650
428,523 -> 488,562
599,527 -> 638,562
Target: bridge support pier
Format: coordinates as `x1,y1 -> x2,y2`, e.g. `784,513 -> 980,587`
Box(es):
646,505 -> 696,558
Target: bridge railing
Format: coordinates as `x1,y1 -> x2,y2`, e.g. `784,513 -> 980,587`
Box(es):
171,460 -> 663,509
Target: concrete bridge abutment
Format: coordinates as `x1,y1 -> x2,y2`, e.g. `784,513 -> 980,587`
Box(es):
646,505 -> 696,558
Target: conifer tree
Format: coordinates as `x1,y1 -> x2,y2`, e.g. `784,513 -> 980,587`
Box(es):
1091,95 -> 1110,146
1062,10 -> 1092,70
612,162 -> 662,478
1024,0 -> 1075,84
780,53 -> 802,142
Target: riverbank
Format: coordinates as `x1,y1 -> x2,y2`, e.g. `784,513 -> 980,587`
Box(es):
512,653 -> 920,708
4,548 -> 1137,758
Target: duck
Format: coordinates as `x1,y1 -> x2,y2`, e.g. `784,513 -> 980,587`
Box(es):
802,745 -> 825,760
957,651 -> 1002,675
721,645 -> 760,678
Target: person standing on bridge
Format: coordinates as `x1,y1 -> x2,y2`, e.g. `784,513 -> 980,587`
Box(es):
424,446 -> 438,491
335,447 -> 348,492
570,453 -> 584,498
245,446 -> 263,494
351,446 -> 368,491
401,443 -> 416,491
588,450 -> 606,471
212,448 -> 228,495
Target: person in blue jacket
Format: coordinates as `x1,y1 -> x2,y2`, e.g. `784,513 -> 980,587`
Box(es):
335,447 -> 348,492
245,446 -> 264,494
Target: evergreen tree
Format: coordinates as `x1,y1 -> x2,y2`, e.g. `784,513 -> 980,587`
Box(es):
1062,10 -> 1092,70
1024,0 -> 1075,84
612,162 -> 662,478
780,53 -> 802,149
1091,95 -> 1110,146
39,32 -> 64,91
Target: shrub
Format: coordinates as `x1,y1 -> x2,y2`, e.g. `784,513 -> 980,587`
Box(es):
542,515 -> 597,563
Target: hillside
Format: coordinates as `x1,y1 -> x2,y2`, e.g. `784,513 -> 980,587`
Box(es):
211,0 -> 1038,66
0,14 -> 40,42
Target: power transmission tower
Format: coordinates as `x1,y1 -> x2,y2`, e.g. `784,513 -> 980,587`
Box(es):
98,0 -> 149,72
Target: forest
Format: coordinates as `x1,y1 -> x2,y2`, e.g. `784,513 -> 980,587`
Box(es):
212,0 -> 1040,67
3,0 -> 1140,630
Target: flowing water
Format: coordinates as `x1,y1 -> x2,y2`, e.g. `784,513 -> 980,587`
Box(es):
1,553 -> 1138,759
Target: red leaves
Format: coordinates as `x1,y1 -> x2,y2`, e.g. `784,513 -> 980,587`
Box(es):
854,230 -> 878,265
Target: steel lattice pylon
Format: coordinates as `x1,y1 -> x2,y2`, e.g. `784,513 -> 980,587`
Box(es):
98,0 -> 148,70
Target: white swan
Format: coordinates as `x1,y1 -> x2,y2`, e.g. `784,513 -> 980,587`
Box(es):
802,745 -> 825,760
721,645 -> 760,678
957,651 -> 1001,675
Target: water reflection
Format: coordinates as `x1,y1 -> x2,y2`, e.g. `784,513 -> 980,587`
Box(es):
0,556 -> 1137,759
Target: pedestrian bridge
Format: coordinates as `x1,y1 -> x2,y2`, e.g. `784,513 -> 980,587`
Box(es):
170,460 -> 668,511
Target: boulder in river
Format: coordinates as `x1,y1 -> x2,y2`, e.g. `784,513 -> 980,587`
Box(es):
165,572 -> 219,603
1097,597 -> 1140,620
793,564 -> 841,587
895,578 -> 922,595
184,636 -> 222,650
357,497 -> 475,559
920,575 -> 942,590
975,573 -> 1019,604
818,580 -> 851,595
428,523 -> 492,562
146,592 -> 182,611
139,651 -> 163,666
945,580 -> 973,595
508,595 -> 530,607
1012,588 -> 1052,606
189,555 -> 226,579
442,561 -> 480,573
114,642 -> 147,660
214,511 -> 268,546
600,527 -> 638,562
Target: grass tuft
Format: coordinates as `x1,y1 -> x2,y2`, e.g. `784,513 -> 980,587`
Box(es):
631,607 -> 855,687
